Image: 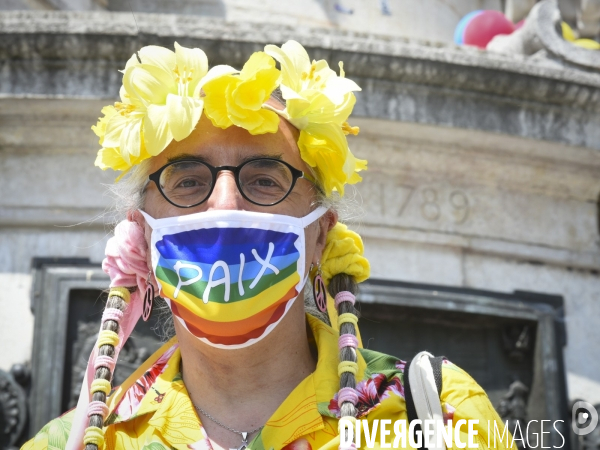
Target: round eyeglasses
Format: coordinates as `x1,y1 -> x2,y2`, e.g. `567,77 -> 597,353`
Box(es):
148,158 -> 318,208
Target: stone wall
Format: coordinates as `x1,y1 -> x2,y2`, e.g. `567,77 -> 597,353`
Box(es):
1,0 -> 503,44
1,10 -> 599,406
351,119 -> 600,403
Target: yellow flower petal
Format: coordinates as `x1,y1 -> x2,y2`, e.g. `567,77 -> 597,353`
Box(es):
252,109 -> 280,134
233,65 -> 279,110
202,74 -> 238,129
309,60 -> 336,87
137,45 -> 176,78
166,93 -> 204,141
124,65 -> 173,107
229,108 -> 279,135
122,52 -> 141,71
217,52 -> 280,133
279,84 -> 305,102
174,42 -> 209,95
232,81 -> 266,111
299,91 -> 337,123
285,96 -> 314,122
194,64 -> 237,97
332,92 -> 356,124
343,147 -> 367,180
323,76 -> 361,105
120,117 -> 143,159
235,52 -> 280,110
144,104 -> 173,156
240,52 -> 277,79
94,146 -> 131,172
91,106 -> 118,144
203,54 -> 280,134
227,99 -> 264,130
94,131 -> 152,175
298,123 -> 358,196
265,40 -> 309,92
103,113 -> 129,154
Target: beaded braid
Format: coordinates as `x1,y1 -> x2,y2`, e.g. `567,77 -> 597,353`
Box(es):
83,287 -> 130,450
328,273 -> 360,450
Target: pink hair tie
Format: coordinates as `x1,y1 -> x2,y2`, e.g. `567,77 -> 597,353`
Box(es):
102,308 -> 124,323
87,401 -> 109,419
335,291 -> 356,308
94,355 -> 116,372
337,387 -> 359,407
338,334 -> 358,350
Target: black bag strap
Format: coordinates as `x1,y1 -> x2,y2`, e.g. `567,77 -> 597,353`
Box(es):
404,355 -> 445,449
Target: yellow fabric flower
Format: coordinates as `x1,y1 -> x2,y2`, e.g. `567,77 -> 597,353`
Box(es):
91,105 -> 115,147
298,122 -> 367,195
203,51 -> 281,135
93,105 -> 152,172
93,42 -> 236,173
93,40 -> 367,196
265,40 -> 367,195
96,86 -> 146,169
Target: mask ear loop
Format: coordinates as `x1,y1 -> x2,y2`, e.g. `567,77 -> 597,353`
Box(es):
300,206 -> 328,227
138,210 -> 158,229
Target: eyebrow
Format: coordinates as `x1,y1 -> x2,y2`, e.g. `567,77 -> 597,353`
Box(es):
240,153 -> 283,163
166,151 -> 284,165
167,153 -> 210,163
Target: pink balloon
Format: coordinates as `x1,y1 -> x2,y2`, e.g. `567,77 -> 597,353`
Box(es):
464,10 -> 516,48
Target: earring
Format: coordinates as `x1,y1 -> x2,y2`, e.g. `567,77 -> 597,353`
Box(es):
312,262 -> 327,313
142,270 -> 154,322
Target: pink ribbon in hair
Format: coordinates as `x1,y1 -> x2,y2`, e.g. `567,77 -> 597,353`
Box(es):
66,219 -> 155,450
103,219 -> 154,294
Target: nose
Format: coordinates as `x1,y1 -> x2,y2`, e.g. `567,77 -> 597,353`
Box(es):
206,170 -> 244,211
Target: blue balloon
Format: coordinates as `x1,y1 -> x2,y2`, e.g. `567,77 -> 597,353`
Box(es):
454,10 -> 483,45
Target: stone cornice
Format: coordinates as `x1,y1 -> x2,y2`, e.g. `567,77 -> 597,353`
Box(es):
1,10 -> 599,88
1,10 -> 599,149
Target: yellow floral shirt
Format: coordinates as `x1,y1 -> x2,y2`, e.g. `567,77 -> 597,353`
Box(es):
23,315 -> 515,450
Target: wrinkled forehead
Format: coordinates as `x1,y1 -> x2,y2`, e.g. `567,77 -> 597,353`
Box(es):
147,109 -> 307,174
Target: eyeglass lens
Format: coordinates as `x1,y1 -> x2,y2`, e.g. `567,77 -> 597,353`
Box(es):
158,159 -> 296,207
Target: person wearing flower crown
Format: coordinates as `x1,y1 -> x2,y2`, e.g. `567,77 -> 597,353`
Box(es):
23,41 -> 515,450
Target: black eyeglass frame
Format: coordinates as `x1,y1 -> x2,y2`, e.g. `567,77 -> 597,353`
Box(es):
148,157 -> 318,208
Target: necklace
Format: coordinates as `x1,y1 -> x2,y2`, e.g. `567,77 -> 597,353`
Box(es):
193,402 -> 264,450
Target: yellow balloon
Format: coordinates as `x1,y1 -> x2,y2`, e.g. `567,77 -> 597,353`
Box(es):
574,38 -> 600,50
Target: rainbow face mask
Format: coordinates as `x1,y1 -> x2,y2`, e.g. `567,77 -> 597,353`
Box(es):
140,207 -> 327,349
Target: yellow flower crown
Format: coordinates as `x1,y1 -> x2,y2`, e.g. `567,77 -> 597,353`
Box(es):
93,41 -> 367,196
